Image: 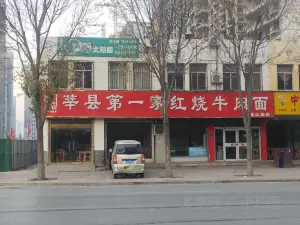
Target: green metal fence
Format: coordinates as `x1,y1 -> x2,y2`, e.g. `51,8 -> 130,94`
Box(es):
0,139 -> 11,172
0,139 -> 37,172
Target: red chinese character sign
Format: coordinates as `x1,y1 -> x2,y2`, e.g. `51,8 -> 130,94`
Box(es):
45,91 -> 274,118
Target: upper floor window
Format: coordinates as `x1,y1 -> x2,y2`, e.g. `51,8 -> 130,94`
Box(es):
48,60 -> 69,89
109,62 -> 127,90
277,65 -> 292,90
245,64 -> 261,91
223,64 -> 238,90
133,63 -> 151,90
190,63 -> 206,90
167,63 -> 184,90
74,62 -> 93,89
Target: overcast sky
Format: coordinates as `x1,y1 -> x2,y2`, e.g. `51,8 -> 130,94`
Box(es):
14,2 -> 115,121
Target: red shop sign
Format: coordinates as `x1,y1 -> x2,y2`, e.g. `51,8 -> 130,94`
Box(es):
45,91 -> 274,118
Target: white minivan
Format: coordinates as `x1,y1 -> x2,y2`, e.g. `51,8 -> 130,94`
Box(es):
110,140 -> 145,178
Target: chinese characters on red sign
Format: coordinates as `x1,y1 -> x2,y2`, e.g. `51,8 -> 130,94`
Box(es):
45,91 -> 274,118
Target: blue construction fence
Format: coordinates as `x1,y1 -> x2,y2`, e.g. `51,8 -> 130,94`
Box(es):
0,139 -> 37,172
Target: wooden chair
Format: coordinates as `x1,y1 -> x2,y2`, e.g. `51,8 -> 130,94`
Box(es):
77,151 -> 91,162
56,149 -> 64,162
143,148 -> 151,159
85,152 -> 91,161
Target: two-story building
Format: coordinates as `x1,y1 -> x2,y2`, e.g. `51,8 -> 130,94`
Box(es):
42,35 -> 276,166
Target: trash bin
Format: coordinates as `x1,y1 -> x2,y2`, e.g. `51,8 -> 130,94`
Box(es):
279,151 -> 284,168
272,148 -> 293,168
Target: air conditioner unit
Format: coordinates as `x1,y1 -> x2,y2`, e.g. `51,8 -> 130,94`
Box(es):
154,124 -> 164,135
212,73 -> 222,84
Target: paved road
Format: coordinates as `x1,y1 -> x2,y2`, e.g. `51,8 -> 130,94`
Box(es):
1,183 -> 300,224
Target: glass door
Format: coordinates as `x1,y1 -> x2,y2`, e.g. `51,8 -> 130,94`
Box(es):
252,128 -> 260,160
238,129 -> 247,160
51,128 -> 92,162
224,130 -> 237,160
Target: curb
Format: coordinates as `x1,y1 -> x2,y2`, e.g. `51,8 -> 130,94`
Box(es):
1,179 -> 300,187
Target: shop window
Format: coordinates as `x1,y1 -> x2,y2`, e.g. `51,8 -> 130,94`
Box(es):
109,62 -> 127,90
51,128 -> 92,163
277,65 -> 292,90
189,63 -> 207,90
48,60 -> 69,88
215,129 -> 224,160
252,128 -> 260,160
133,63 -> 151,90
74,62 -> 93,89
107,121 -> 152,159
245,64 -> 261,91
167,63 -> 184,90
169,119 -> 207,157
223,64 -> 238,90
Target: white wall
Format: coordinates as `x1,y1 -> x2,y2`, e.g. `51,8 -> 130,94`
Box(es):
94,119 -> 105,151
44,37 -> 273,92
43,120 -> 49,153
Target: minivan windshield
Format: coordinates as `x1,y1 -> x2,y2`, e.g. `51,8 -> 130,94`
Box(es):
115,144 -> 142,154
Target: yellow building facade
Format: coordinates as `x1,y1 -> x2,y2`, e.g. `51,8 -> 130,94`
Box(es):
267,41 -> 300,161
269,40 -> 300,92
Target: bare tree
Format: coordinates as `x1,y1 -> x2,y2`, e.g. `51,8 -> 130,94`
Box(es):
0,0 -> 95,180
209,0 -> 290,176
105,0 -> 207,177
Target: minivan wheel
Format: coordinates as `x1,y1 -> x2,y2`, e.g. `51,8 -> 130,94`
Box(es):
113,174 -> 118,179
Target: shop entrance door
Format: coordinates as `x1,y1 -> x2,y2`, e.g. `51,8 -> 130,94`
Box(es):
223,129 -> 247,160
51,128 -> 92,163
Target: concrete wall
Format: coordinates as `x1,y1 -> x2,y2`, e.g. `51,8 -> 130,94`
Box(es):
93,119 -> 105,166
154,134 -> 165,163
44,36 -> 274,92
43,120 -> 49,164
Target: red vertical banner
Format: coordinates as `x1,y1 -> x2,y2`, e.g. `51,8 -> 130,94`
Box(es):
260,120 -> 267,160
9,128 -> 14,141
207,125 -> 215,162
27,124 -> 32,140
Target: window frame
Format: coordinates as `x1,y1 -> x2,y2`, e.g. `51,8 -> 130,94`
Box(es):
133,63 -> 152,90
245,64 -> 262,91
251,72 -> 262,91
74,61 -> 93,89
108,62 -> 128,90
189,63 -> 207,91
277,65 -> 293,91
223,72 -> 238,91
48,60 -> 69,89
167,63 -> 185,91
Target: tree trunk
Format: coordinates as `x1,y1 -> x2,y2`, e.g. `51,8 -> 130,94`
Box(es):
162,88 -> 172,178
245,121 -> 253,176
163,112 -> 172,177
36,123 -> 46,180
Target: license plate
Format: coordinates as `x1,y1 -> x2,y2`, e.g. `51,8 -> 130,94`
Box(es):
125,160 -> 134,164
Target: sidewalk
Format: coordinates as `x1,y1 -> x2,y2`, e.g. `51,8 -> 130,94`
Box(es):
1,165 -> 300,187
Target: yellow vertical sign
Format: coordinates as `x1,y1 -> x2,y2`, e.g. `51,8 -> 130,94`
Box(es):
274,92 -> 300,115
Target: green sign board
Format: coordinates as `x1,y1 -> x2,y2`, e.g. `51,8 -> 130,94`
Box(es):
57,37 -> 139,58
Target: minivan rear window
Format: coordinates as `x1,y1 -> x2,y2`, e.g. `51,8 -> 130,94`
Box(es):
115,144 -> 142,154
